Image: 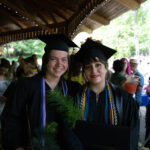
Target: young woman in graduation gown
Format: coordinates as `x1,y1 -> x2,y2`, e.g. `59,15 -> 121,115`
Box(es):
74,38 -> 139,150
1,34 -> 83,150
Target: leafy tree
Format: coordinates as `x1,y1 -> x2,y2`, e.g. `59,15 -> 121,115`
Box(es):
2,39 -> 45,58
92,0 -> 150,59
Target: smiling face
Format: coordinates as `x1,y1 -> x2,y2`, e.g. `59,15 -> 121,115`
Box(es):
130,62 -> 138,74
83,60 -> 107,86
45,50 -> 68,79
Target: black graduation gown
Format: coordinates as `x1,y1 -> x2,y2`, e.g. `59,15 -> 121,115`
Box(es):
74,83 -> 139,150
1,74 -> 83,150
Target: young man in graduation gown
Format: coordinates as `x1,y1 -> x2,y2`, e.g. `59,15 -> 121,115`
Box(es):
1,34 -> 83,150
74,38 -> 139,150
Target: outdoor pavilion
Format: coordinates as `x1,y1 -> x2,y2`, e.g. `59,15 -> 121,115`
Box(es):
0,0 -> 147,45
0,0 -> 149,149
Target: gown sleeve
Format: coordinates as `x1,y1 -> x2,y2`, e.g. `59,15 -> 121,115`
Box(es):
118,88 -> 139,150
1,78 -> 31,150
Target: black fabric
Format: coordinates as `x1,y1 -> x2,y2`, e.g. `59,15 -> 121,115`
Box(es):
75,83 -> 139,150
38,34 -> 78,52
145,104 -> 150,148
74,121 -> 130,150
75,39 -> 116,63
1,74 -> 82,150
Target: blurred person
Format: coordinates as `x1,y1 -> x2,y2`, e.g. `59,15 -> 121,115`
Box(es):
0,59 -> 11,148
22,56 -> 39,77
31,54 -> 41,71
144,77 -> 150,148
64,54 -> 84,85
121,58 -> 131,75
111,59 -> 127,88
111,59 -> 138,94
130,59 -> 144,106
144,77 -> 150,97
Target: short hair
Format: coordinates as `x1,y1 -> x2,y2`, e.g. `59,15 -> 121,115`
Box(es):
113,59 -> 125,73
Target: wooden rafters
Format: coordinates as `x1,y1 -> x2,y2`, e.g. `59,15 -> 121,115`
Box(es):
0,0 -> 57,34
0,7 -> 26,29
30,0 -> 57,24
35,0 -> 69,20
71,24 -> 92,39
0,26 -> 6,32
79,24 -> 92,34
116,0 -> 140,10
68,0 -> 105,37
89,13 -> 110,25
54,0 -> 76,12
0,0 -> 147,45
23,0 -> 48,25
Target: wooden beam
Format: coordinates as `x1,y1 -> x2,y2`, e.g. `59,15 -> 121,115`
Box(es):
0,26 -> 6,32
47,0 -> 75,12
0,0 -> 57,33
25,0 -> 57,24
89,13 -> 110,25
24,0 -> 48,25
80,25 -> 93,34
0,7 -> 27,29
72,24 -> 92,39
36,0 -> 68,20
116,0 -> 140,10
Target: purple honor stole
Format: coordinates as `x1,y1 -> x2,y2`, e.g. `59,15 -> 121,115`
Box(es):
40,78 -> 68,149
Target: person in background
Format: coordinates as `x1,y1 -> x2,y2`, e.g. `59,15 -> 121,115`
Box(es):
121,58 -> 131,76
15,56 -> 24,79
22,56 -> 39,77
1,34 -> 82,150
74,38 -> 139,150
111,59 -> 127,88
31,54 -> 41,71
0,59 -> 11,149
10,60 -> 17,78
111,59 -> 138,94
144,77 -> 150,97
130,58 -> 144,106
64,54 -> 84,85
144,77 -> 150,148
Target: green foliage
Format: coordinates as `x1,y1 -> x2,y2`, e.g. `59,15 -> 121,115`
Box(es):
46,87 -> 81,128
32,122 -> 60,150
32,88 -> 81,150
45,122 -> 58,134
92,0 -> 150,59
2,39 -> 45,58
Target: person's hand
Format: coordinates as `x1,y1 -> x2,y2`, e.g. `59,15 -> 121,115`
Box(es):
0,96 -> 7,102
126,75 -> 139,84
16,147 -> 24,150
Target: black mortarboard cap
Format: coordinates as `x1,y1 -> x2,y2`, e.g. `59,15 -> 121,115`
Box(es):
38,34 -> 78,52
75,38 -> 116,63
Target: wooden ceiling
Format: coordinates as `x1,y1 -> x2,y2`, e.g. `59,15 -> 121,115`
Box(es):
0,0 -> 147,45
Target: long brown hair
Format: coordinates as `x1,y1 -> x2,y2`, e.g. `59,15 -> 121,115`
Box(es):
40,51 -> 51,77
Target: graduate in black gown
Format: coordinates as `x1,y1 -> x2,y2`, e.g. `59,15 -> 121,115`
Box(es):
1,34 -> 83,150
74,38 -> 139,150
